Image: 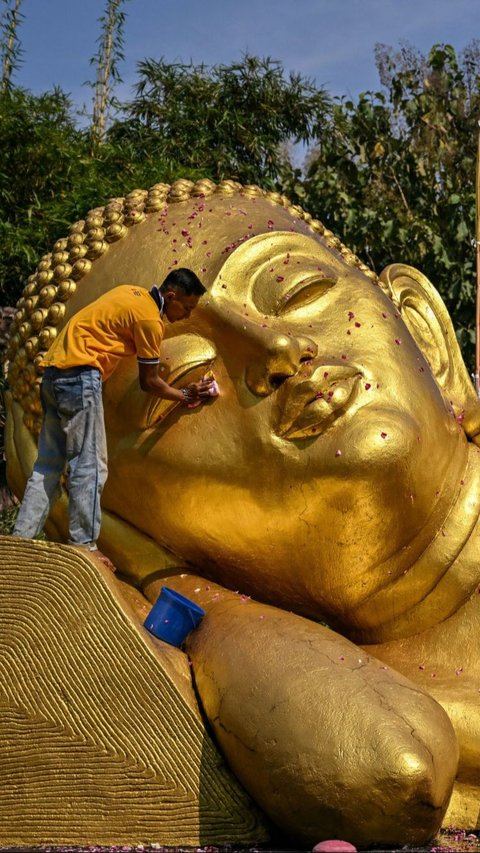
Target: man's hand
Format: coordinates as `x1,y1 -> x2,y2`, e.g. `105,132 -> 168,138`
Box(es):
138,362 -> 217,405
183,378 -> 216,403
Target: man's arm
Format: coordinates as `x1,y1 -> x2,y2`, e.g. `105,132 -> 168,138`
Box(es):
138,362 -> 214,403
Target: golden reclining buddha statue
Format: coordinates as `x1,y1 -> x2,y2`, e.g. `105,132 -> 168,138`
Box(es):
3,177 -> 480,848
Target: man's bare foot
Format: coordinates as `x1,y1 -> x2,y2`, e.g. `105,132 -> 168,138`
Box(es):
70,543 -> 117,573
93,550 -> 117,572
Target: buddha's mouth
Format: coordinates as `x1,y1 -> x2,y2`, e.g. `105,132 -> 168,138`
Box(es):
275,362 -> 362,439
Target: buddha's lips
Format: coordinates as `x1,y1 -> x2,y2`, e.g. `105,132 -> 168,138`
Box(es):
276,363 -> 362,439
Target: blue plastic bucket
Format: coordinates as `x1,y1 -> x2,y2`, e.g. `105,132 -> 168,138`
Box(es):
144,586 -> 205,647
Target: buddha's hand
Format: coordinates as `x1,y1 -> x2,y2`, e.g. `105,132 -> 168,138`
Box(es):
146,573 -> 460,848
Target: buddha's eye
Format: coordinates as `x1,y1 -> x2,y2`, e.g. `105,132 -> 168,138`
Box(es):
275,277 -> 337,315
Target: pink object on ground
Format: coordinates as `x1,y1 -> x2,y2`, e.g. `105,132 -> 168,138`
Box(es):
313,841 -> 357,853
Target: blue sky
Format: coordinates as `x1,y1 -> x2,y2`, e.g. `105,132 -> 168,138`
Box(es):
10,0 -> 480,117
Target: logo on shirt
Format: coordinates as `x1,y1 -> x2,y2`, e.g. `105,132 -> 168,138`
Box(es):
131,289 -> 142,296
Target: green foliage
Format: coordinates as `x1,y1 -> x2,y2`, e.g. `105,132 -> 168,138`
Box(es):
0,55 -> 331,309
0,502 -> 18,535
110,54 -> 331,185
0,86 -> 191,306
0,87 -> 82,304
0,45 -> 478,374
293,42 -> 480,370
89,0 -> 130,149
0,0 -> 23,93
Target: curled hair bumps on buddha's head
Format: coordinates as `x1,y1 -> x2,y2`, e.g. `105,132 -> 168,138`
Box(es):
8,176 -> 373,438
160,268 -> 206,297
6,175 -> 479,444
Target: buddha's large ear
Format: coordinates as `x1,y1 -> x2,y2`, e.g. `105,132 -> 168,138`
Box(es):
380,263 -> 480,441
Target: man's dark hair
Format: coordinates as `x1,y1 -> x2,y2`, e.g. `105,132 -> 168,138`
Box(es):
160,268 -> 206,296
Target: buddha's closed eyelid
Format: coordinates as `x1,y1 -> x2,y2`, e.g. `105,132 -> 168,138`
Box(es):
275,276 -> 338,315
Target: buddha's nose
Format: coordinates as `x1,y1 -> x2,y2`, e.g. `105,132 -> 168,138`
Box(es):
246,331 -> 318,396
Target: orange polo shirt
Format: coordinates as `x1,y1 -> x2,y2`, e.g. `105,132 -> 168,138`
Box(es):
41,285 -> 165,381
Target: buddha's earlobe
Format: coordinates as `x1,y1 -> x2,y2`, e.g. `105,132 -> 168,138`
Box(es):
380,263 -> 480,441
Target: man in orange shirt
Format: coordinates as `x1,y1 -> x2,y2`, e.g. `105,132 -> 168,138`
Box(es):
13,268 -> 214,563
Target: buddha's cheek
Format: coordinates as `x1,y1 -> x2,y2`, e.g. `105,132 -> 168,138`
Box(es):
285,406 -> 465,607
329,405 -> 458,515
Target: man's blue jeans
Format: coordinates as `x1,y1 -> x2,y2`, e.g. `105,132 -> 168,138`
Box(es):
13,366 -> 108,547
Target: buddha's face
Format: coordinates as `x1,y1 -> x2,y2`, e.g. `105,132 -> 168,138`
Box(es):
99,195 -> 467,626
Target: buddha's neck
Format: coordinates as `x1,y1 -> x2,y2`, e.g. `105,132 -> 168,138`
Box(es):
349,442 -> 480,644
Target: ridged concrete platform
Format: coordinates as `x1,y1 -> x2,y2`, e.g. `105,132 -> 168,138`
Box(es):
0,536 -> 267,847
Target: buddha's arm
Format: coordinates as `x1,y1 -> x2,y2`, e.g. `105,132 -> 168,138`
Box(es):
142,572 -> 458,847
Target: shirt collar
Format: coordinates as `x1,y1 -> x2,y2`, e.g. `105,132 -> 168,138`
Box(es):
149,285 -> 165,317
